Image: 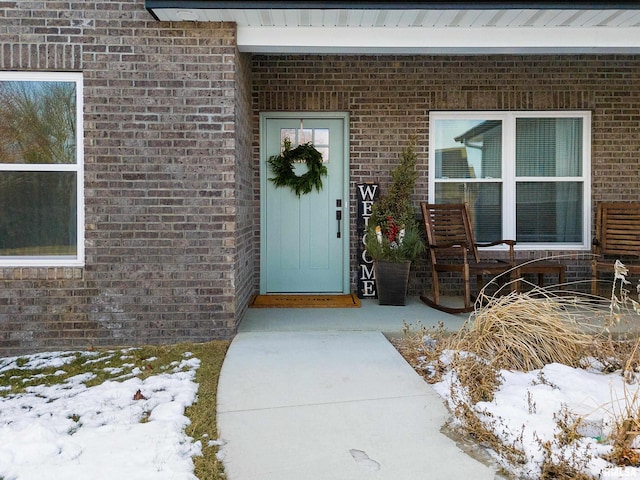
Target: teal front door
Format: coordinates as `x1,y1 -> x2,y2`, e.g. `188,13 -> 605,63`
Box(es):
260,113 -> 349,293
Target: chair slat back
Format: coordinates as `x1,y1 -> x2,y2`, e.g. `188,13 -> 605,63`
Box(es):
596,202 -> 640,257
421,203 -> 481,264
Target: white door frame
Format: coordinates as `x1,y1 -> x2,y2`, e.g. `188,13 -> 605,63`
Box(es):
259,112 -> 350,294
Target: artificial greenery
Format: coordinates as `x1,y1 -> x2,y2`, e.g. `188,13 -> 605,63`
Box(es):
268,138 -> 327,196
366,225 -> 424,263
365,139 -> 424,262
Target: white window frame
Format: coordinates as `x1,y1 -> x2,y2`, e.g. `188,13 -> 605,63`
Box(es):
429,110 -> 591,251
0,71 -> 85,267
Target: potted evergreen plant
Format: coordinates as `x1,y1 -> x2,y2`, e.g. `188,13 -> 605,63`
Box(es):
365,139 -> 424,305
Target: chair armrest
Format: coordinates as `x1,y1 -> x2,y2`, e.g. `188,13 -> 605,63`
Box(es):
475,239 -> 516,264
475,240 -> 516,248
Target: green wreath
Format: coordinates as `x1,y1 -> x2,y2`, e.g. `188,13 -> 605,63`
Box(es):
268,138 -> 327,197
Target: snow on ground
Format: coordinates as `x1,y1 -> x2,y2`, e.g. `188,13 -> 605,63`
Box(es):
6,344 -> 640,480
0,350 -> 202,480
432,351 -> 640,480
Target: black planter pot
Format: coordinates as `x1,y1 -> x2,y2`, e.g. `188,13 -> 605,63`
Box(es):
374,260 -> 411,306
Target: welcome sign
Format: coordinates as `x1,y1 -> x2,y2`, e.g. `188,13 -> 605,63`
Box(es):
356,183 -> 379,299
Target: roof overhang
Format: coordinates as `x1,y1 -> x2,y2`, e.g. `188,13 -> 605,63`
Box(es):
146,1 -> 640,54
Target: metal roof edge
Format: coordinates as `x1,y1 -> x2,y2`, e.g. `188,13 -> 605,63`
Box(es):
145,1 -> 640,11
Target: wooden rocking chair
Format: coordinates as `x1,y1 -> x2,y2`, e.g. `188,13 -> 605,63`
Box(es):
420,202 -> 516,313
591,202 -> 640,296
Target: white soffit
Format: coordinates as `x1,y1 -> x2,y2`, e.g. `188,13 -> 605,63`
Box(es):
149,7 -> 640,54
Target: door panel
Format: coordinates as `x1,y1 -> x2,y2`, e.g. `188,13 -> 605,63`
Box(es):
262,115 -> 347,293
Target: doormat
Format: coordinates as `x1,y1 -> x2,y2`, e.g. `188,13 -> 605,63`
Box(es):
249,293 -> 361,308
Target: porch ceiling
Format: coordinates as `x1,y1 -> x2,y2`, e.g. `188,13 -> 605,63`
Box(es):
146,1 -> 640,54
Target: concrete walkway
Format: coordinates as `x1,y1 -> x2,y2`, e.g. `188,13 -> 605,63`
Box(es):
236,296 -> 469,335
216,299 -> 503,480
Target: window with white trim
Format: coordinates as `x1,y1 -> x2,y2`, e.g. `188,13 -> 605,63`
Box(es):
0,72 -> 84,266
429,111 -> 591,250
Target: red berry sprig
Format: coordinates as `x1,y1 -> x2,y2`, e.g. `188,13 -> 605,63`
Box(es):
384,216 -> 400,243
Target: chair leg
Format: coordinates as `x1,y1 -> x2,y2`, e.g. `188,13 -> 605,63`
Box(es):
512,268 -> 521,292
463,264 -> 471,310
591,260 -> 598,296
421,267 -> 475,315
432,270 -> 441,306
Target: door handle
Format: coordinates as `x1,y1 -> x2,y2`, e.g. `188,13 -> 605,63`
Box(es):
336,199 -> 342,239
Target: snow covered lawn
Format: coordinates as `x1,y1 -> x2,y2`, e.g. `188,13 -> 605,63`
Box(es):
0,346 -> 225,480
398,267 -> 640,480
431,351 -> 640,479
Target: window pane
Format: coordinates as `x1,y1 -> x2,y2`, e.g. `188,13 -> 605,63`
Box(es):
299,128 -> 313,144
313,128 -> 329,163
516,118 -> 583,177
435,182 -> 502,242
280,129 -> 296,145
0,81 -> 77,164
313,128 -> 329,145
432,111 -> 589,248
0,171 -> 77,255
434,119 -> 502,179
516,182 -> 583,243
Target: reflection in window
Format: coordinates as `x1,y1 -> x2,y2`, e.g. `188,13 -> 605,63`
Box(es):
435,182 -> 503,241
434,119 -> 503,241
0,81 -> 77,164
0,73 -> 83,264
431,112 -> 590,248
280,127 -> 330,163
0,172 -> 77,255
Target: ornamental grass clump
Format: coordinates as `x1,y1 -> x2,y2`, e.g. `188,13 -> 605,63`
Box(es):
455,291 -> 593,372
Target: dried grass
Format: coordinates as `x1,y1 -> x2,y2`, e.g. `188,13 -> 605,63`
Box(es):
184,341 -> 230,480
605,339 -> 640,467
396,262 -> 640,478
391,321 -> 453,384
540,456 -> 595,480
451,399 -> 528,467
451,352 -> 502,404
455,290 -> 595,372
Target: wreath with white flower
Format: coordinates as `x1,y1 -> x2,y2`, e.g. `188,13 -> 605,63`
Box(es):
268,138 -> 327,197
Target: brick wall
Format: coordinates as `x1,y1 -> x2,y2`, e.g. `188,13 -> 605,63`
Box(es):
4,3 -> 640,354
0,1 -> 249,355
234,51 -> 255,320
252,54 -> 640,294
